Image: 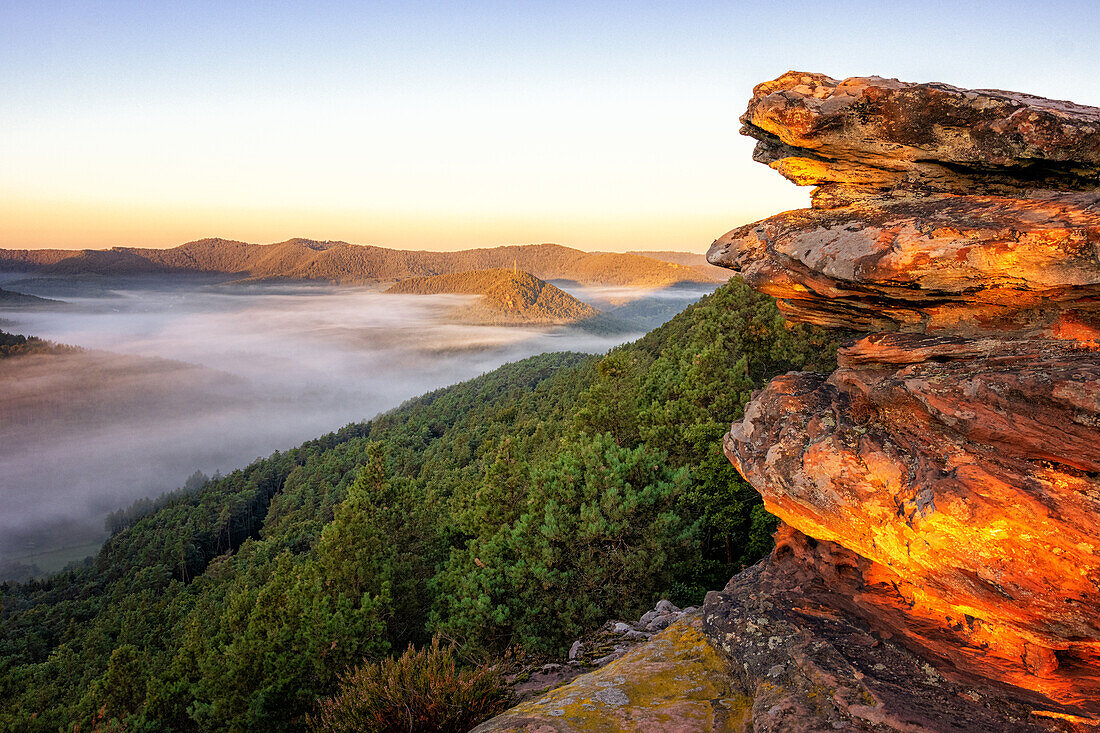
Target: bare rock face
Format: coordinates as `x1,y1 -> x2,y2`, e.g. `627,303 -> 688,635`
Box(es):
739,71 -> 1100,204
709,192 -> 1100,333
703,527 -> 1081,732
727,336 -> 1100,716
711,72 -> 1100,336
708,71 -> 1100,730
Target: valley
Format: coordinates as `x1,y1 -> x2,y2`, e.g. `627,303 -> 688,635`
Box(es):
0,276 -> 843,731
3,3 -> 1094,726
0,251 -> 717,578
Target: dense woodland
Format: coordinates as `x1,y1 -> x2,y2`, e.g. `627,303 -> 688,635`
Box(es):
0,279 -> 845,731
0,330 -> 76,359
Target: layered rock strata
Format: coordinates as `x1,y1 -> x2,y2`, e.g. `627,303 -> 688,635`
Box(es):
707,72 -> 1100,729
705,529 -> 1087,732
738,72 -> 1100,205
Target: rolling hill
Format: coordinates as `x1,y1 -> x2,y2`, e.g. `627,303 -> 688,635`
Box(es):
385,269 -> 598,324
0,287 -> 62,308
627,250 -> 731,281
0,240 -> 717,288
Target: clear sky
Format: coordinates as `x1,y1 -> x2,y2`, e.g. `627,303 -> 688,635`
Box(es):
2,0 -> 1098,252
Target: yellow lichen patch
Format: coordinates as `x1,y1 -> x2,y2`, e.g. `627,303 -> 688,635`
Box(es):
472,618 -> 752,732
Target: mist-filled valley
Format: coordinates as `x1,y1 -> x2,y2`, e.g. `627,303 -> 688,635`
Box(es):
0,274 -> 715,576
0,267 -> 853,731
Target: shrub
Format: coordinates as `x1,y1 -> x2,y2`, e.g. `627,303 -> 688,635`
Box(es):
310,638 -> 510,733
429,433 -> 699,654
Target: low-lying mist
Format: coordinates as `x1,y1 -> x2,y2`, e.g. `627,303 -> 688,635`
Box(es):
0,276 -> 714,574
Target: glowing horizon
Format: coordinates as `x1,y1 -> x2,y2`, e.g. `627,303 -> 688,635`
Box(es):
3,1 -> 1098,252
0,189 -> 805,254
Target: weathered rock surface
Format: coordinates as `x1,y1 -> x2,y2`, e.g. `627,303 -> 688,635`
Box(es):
725,334 -> 1100,717
707,71 -> 1100,731
738,71 -> 1100,205
711,71 -> 1100,336
709,192 -> 1100,333
489,599 -> 702,716
474,617 -> 752,732
501,599 -> 700,709
703,531 -> 1089,732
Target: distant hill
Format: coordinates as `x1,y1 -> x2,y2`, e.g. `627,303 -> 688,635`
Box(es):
0,287 -> 63,307
626,250 -> 730,281
0,240 -> 716,288
627,250 -> 709,267
386,269 -> 598,325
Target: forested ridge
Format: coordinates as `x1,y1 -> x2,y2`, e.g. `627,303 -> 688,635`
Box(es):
0,278 -> 845,732
0,240 -> 718,288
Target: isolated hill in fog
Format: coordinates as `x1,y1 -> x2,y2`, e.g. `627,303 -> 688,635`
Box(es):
386,269 -> 598,324
0,240 -> 721,288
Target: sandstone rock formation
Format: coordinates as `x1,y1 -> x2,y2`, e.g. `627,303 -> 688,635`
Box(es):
738,71 -> 1100,205
707,72 -> 1100,731
705,529 -> 1086,732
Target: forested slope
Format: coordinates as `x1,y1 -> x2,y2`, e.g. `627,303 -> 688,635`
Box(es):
0,278 -> 845,731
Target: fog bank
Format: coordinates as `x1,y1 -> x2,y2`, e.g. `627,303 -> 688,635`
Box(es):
0,277 -> 712,572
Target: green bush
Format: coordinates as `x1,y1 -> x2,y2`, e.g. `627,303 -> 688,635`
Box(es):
430,433 -> 698,653
309,638 -> 510,733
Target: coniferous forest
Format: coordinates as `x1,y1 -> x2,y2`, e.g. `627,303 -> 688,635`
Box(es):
0,279 -> 845,731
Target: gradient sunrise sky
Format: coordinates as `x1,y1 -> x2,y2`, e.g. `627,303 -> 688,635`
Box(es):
2,0 -> 1098,252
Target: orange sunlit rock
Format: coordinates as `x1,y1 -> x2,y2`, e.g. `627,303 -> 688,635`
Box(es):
706,71 -> 1100,730
708,192 -> 1100,334
726,340 -> 1100,714
739,71 -> 1100,204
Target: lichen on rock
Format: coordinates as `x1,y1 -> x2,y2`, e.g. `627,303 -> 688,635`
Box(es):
473,616 -> 752,732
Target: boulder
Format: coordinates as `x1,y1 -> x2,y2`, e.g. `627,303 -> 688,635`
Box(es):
472,617 -> 751,732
